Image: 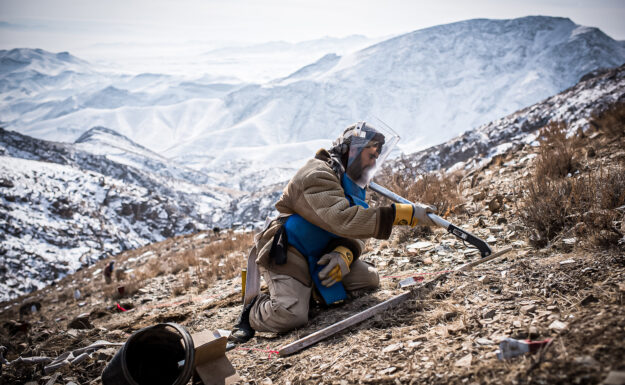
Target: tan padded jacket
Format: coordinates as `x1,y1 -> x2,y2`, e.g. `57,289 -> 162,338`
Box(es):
253,149 -> 394,286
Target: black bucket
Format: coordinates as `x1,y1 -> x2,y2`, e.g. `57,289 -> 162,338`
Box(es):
102,323 -> 195,385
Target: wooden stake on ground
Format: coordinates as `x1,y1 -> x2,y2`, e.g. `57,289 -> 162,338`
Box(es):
278,290 -> 413,356
456,246 -> 513,271
277,246 -> 514,357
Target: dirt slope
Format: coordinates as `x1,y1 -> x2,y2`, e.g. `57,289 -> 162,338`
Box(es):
1,125 -> 624,384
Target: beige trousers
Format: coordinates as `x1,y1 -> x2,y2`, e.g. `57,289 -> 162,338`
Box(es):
249,260 -> 379,333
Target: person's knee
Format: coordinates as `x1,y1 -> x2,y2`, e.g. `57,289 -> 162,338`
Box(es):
343,261 -> 380,291
273,307 -> 308,332
250,295 -> 309,333
363,269 -> 380,289
272,295 -> 309,332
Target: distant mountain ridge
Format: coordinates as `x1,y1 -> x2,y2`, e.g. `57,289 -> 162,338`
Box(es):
2,16 -> 625,300
389,63 -> 625,175
73,126 -> 222,186
1,16 -> 624,191
1,61 -> 624,301
0,48 -> 90,74
162,16 -> 625,177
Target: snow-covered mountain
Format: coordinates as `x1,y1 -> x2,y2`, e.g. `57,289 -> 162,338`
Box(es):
402,64 -> 625,171
73,126 -> 222,186
81,35 -> 380,82
394,64 -> 625,174
0,127 -> 240,300
2,16 -> 625,301
0,48 -> 243,147
160,16 -> 625,181
2,62 -> 623,302
196,16 -> 624,148
2,16 -> 624,191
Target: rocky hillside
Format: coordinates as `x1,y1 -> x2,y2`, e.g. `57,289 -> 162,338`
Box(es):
397,63 -> 625,173
0,89 -> 623,384
0,127 -> 234,300
2,62 -> 624,302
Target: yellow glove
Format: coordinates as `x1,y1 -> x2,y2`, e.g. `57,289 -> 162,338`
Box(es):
317,246 -> 353,287
393,203 -> 436,227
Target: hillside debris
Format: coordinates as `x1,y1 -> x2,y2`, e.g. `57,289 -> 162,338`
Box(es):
603,371 -> 625,385
18,302 -> 41,318
6,340 -> 123,375
548,320 -> 568,331
68,313 -> 93,329
279,247 -> 513,356
496,338 -> 552,360
1,96 -> 624,384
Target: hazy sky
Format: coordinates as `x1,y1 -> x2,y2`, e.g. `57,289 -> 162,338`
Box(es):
1,0 -> 624,54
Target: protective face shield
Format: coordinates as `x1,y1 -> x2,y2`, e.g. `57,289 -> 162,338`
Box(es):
337,119 -> 400,188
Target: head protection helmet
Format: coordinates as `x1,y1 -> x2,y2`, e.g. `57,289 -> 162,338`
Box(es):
331,118 -> 400,188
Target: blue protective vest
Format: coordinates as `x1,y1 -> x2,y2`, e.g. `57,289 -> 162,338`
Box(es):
284,174 -> 368,305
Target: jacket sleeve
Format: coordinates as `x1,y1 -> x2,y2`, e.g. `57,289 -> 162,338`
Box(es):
298,167 -> 394,239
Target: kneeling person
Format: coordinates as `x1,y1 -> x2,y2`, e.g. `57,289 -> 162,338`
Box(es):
231,121 -> 435,342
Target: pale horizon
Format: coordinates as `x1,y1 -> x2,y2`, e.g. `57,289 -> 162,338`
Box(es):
1,1 -> 624,81
1,1 -> 624,51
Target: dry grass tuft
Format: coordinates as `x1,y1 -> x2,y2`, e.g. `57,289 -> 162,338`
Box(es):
374,163 -> 465,217
195,231 -> 253,286
95,230 -> 254,300
395,226 -> 433,245
521,177 -> 571,247
591,102 -> 625,138
144,259 -> 167,277
172,273 -> 192,297
520,118 -> 625,249
534,121 -> 580,180
181,249 -> 199,267
580,167 -> 625,248
197,233 -> 253,260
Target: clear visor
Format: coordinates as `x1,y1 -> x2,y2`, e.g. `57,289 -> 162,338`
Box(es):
345,118 -> 400,188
